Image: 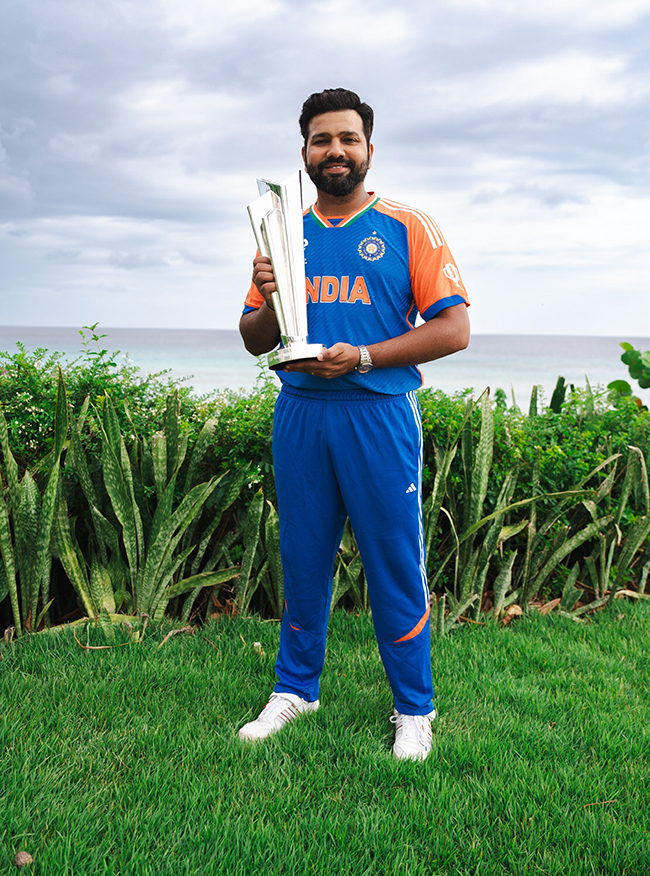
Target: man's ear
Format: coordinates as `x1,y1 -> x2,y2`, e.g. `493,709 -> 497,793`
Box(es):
367,142 -> 374,169
301,145 -> 306,168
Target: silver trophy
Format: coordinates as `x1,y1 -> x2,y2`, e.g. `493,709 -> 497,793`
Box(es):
247,170 -> 324,370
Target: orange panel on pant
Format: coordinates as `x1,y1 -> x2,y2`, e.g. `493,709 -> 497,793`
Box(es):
393,605 -> 430,643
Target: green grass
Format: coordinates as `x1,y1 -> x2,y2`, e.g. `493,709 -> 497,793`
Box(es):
1,604 -> 649,876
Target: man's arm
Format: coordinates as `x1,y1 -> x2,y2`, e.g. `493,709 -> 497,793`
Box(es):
239,256 -> 281,355
283,303 -> 470,379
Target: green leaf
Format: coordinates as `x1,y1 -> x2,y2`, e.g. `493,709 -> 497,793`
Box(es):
149,473 -> 178,547
98,606 -> 116,643
53,366 -> 68,460
458,548 -> 479,603
560,563 -> 581,612
498,519 -> 528,547
0,401 -> 20,513
425,444 -> 457,562
152,432 -> 167,502
493,551 -> 518,619
53,496 -> 96,618
90,556 -> 116,614
435,594 -> 446,637
469,390 -> 494,529
138,480 -> 217,613
330,563 -> 346,613
102,394 -> 122,458
236,488 -> 265,614
528,384 -> 538,418
166,566 -> 241,599
164,392 -> 180,482
69,404 -> 99,508
549,376 -> 566,414
607,380 -> 632,396
444,592 -> 478,632
33,461 -> 61,625
0,473 -> 20,636
118,436 -> 145,566
184,418 -> 217,492
0,561 -> 7,603
101,436 -> 139,578
91,505 -> 121,554
188,470 -> 244,576
610,514 -> 650,600
264,501 -> 284,617
35,597 -> 55,632
148,544 -> 197,615
17,472 -> 40,619
527,516 -> 613,603
616,446 -> 641,525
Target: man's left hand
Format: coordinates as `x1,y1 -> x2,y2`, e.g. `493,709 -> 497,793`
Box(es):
283,343 -> 360,378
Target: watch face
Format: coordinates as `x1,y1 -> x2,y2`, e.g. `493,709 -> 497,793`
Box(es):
356,345 -> 373,373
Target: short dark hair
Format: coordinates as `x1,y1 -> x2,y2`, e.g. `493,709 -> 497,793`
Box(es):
299,88 -> 374,145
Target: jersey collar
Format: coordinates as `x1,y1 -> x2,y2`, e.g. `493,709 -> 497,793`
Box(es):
309,193 -> 380,229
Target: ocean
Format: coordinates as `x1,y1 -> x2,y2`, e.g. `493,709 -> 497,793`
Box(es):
1,326 -> 647,407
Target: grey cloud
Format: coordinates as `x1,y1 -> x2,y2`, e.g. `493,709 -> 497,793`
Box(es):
43,248 -> 81,261
108,251 -> 167,270
472,185 -> 588,208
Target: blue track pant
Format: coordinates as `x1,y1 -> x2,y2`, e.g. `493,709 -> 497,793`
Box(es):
272,386 -> 434,716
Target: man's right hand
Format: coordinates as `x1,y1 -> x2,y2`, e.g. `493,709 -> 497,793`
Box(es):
240,255 -> 282,355
252,256 -> 277,309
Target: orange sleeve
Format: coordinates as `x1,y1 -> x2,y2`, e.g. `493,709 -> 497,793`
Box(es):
244,280 -> 264,312
375,200 -> 469,320
243,250 -> 264,312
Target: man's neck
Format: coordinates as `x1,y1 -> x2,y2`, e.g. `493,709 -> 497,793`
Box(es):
314,186 -> 370,217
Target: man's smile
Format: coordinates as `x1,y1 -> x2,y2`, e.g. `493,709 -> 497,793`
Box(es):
322,161 -> 352,174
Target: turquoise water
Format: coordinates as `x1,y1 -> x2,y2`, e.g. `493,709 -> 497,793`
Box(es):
1,326 -> 646,406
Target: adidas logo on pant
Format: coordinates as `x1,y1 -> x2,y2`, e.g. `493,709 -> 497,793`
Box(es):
406,483 -> 416,493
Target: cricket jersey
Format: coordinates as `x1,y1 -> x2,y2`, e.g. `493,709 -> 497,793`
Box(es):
243,193 -> 470,395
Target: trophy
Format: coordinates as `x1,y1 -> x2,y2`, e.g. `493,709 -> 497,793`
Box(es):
247,170 -> 324,370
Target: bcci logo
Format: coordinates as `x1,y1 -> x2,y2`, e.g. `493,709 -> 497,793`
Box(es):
358,236 -> 385,261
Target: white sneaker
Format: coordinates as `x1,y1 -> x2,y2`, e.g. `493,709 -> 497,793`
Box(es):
390,709 -> 436,761
238,692 -> 319,741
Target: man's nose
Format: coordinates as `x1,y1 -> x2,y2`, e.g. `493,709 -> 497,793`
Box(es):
326,139 -> 345,157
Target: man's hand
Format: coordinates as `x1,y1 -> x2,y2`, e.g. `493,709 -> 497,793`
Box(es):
283,343 -> 361,378
252,255 -> 277,309
240,256 -> 282,355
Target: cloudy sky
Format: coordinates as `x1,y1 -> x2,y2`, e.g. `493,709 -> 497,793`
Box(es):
1,0 -> 648,335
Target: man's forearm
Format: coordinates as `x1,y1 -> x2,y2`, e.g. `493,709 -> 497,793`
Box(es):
281,302 -> 470,379
239,304 -> 282,356
367,303 -> 470,369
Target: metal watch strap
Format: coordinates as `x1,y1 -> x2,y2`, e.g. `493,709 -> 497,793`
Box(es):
355,345 -> 373,373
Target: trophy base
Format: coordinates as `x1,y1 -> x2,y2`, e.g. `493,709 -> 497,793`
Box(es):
268,342 -> 326,371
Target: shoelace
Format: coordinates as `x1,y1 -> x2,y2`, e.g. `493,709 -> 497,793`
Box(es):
390,713 -> 432,744
259,693 -> 298,726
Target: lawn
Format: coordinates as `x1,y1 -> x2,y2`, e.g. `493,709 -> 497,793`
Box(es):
1,604 -> 649,875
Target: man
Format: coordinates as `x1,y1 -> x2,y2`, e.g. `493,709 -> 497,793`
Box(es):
238,88 -> 470,760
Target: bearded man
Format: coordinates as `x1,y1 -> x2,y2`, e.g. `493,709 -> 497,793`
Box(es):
238,87 -> 470,760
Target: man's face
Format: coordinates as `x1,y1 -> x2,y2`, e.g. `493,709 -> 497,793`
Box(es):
302,109 -> 373,198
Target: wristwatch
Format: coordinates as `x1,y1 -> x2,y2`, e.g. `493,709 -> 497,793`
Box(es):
355,345 -> 373,374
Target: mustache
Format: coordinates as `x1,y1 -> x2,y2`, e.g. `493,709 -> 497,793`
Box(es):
318,158 -> 355,172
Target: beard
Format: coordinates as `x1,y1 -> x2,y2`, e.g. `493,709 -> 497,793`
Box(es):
305,156 -> 370,197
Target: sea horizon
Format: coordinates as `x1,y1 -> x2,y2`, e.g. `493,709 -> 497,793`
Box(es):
1,325 -> 648,406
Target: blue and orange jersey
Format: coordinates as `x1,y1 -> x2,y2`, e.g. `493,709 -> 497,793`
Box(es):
243,193 -> 469,394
